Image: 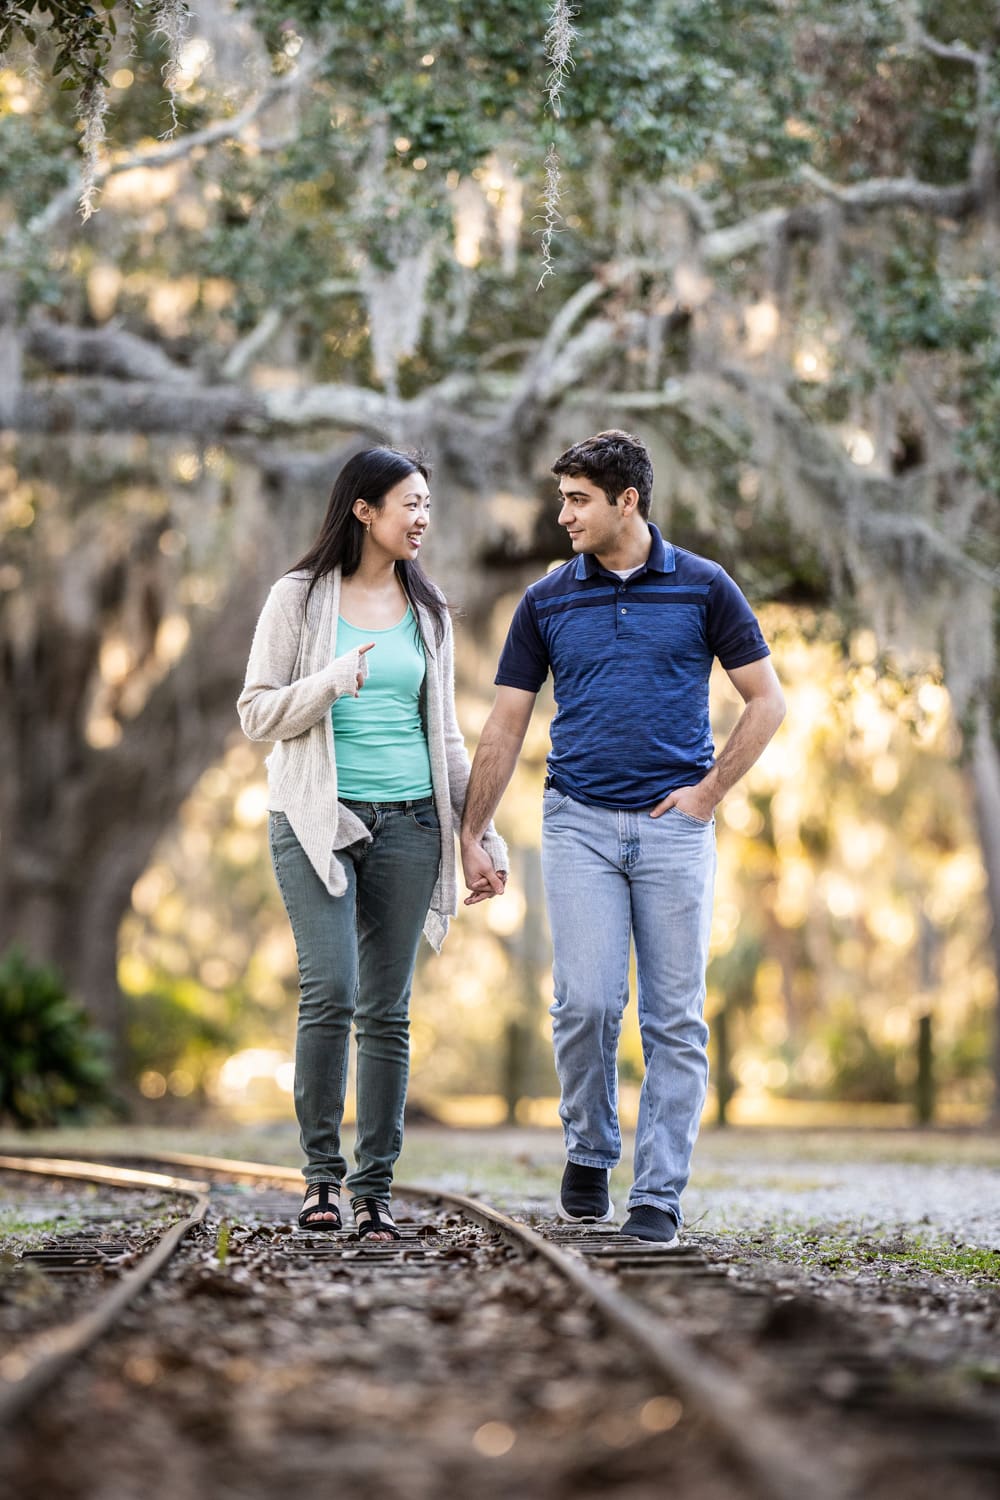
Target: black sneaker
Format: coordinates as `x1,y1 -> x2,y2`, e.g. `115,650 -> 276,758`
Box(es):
559,1162 -> 615,1223
620,1205 -> 679,1246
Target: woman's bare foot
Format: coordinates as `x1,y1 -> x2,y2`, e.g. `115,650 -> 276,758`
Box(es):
298,1182 -> 342,1229
352,1198 -> 401,1242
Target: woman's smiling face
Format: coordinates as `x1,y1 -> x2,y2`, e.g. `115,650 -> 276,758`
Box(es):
361,472 -> 431,561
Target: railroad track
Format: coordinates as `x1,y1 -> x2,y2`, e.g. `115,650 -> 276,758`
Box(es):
0,1156 -> 209,1419
2,1151 -> 997,1500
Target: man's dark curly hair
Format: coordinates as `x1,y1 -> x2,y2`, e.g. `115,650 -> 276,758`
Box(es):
551,429 -> 654,519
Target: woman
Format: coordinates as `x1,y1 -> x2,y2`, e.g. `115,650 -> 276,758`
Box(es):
238,448 -> 506,1241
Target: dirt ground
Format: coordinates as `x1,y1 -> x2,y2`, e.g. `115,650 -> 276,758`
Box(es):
2,1124 -> 999,1499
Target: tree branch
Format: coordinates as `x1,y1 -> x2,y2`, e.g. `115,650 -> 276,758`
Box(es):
220,279 -> 360,381
863,513 -> 1000,591
702,205 -> 820,263
9,374 -> 410,438
564,377 -> 748,454
908,17 -> 989,73
6,61 -> 319,256
262,382 -> 404,434
593,157 -> 979,283
220,307 -> 286,384
508,277 -> 618,415
919,35 -> 988,68
658,181 -> 716,236
25,314 -> 191,384
798,164 -> 978,219
904,14 -> 995,194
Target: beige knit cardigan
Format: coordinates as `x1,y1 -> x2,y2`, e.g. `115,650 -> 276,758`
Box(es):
237,568 -> 506,951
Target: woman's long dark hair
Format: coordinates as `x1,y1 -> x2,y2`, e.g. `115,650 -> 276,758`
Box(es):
290,447 -> 448,644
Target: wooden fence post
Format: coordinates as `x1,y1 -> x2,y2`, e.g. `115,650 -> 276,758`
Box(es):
715,1008 -> 733,1127
916,1013 -> 934,1127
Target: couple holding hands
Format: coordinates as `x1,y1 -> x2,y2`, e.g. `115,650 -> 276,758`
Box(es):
239,430 -> 784,1245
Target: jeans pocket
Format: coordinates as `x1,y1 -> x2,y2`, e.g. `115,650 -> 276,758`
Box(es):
408,804 -> 440,831
670,807 -> 713,828
542,789 -> 570,816
268,814 -> 299,904
269,810 -> 298,851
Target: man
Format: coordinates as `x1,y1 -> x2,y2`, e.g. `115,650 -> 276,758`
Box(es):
461,430 -> 785,1244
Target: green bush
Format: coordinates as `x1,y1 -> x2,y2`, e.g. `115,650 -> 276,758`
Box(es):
0,946 -> 113,1128
126,983 -> 232,1098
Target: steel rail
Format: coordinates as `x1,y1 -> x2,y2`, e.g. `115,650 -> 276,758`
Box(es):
406,1185 -> 844,1500
1,1148 -> 843,1500
0,1155 -> 210,1427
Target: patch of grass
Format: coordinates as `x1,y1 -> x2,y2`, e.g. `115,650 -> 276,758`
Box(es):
0,1207 -> 86,1254
901,1243 -> 1000,1279
747,1226 -> 1000,1282
0,1181 -> 192,1257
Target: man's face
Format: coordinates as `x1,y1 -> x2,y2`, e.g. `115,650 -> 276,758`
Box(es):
557,474 -> 624,555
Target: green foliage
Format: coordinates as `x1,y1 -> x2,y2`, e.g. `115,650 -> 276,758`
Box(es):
0,112 -> 76,230
820,1012 -> 902,1103
126,984 -> 232,1089
0,0 -> 117,91
848,241 -> 1000,497
709,933 -> 765,1010
0,946 -> 113,1129
1,0 -> 194,189
0,2 -> 195,92
850,241 -> 994,368
240,0 -> 811,188
958,335 -> 1000,500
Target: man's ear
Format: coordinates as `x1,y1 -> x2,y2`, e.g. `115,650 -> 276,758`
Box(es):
619,486 -> 641,517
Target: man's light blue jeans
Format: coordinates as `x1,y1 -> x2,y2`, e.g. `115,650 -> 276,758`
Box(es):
269,800 -> 440,1202
540,787 -> 717,1225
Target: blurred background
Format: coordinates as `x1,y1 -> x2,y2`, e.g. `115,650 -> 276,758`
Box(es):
1,0 -> 997,1135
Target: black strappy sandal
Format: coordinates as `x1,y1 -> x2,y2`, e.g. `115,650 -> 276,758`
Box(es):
298,1181 -> 342,1231
352,1197 -> 401,1239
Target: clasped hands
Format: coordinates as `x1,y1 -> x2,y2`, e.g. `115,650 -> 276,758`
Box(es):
461,838 -> 507,906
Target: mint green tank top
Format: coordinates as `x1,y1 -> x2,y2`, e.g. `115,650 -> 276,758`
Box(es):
331,609 -> 433,801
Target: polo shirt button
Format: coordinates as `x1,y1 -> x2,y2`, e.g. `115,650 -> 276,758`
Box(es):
621,607 -> 627,615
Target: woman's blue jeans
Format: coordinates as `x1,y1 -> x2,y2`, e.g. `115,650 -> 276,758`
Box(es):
269,800 -> 440,1201
540,788 -> 717,1226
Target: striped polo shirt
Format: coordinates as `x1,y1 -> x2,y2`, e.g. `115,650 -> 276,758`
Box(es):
495,524 -> 770,809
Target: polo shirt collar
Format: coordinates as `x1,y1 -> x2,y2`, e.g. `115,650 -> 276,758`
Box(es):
575,522 -> 676,580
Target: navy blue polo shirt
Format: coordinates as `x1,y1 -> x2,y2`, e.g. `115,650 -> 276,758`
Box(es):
495,524 -> 770,809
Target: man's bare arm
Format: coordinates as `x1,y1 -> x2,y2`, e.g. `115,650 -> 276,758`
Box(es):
651,658 -> 785,821
461,687 -> 537,902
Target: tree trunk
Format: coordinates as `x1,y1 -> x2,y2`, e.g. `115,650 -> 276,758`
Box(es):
3,849 -> 137,1072
0,571 -> 269,1074
969,701 -> 1000,1125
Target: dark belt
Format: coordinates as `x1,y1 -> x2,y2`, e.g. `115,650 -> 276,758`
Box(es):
341,796 -> 435,811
